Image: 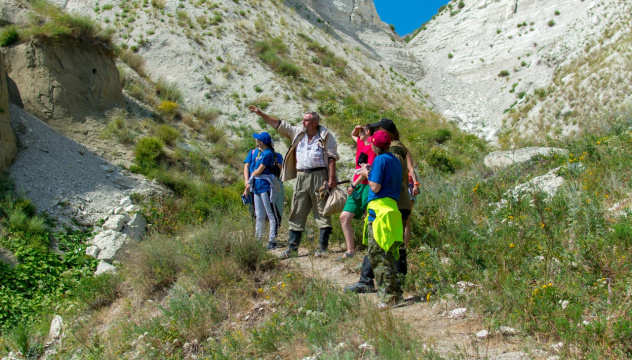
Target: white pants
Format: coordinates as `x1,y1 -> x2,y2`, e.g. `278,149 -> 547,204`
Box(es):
254,191 -> 279,242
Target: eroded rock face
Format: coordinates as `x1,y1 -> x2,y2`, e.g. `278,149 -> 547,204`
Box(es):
0,53 -> 17,171
1,38 -> 124,124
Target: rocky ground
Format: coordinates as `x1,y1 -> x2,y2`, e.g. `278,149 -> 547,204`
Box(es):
7,103 -> 165,230
271,243 -> 555,359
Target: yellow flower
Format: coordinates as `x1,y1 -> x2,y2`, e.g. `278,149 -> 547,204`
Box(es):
258,288 -> 263,294
272,286 -> 277,290
508,215 -> 514,219
265,296 -> 270,299
426,292 -> 431,301
509,243 -> 515,248
286,273 -> 291,278
548,283 -> 552,287
604,195 -> 609,198
282,283 -> 286,288
540,223 -> 545,229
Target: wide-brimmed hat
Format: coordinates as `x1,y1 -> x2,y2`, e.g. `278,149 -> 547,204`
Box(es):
253,132 -> 272,145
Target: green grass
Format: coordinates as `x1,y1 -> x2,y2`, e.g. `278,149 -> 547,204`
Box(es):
24,1 -> 114,46
254,37 -> 301,78
0,26 -> 19,47
403,112 -> 632,357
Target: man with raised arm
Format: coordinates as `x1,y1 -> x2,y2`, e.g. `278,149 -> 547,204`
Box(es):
248,105 -> 339,258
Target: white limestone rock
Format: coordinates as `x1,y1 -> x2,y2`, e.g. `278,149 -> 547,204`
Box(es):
119,197 -> 132,208
48,315 -> 63,340
448,308 -> 468,318
92,230 -> 133,262
484,147 -> 568,170
95,261 -> 117,275
102,214 -> 129,232
122,213 -> 147,241
85,245 -> 100,258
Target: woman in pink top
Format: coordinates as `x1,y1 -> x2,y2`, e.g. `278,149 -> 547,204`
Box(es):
338,124 -> 376,260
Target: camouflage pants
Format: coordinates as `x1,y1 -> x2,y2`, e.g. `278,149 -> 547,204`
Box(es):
367,221 -> 403,303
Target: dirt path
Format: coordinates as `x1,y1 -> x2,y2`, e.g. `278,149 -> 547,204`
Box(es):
270,244 -> 549,359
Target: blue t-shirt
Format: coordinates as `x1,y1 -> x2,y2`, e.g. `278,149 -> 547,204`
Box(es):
244,149 -> 283,176
251,149 -> 276,194
367,152 -> 402,203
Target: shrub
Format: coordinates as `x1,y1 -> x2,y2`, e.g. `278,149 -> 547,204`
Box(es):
204,125 -> 223,142
498,70 -> 510,77
5,208 -> 47,236
119,50 -> 146,76
134,136 -> 165,171
157,100 -> 179,115
0,26 -> 19,47
278,61 -> 300,78
254,85 -> 263,93
74,273 -> 122,310
25,3 -> 113,46
191,106 -> 220,124
124,231 -> 185,295
548,20 -> 556,27
154,124 -> 181,146
100,115 -> 136,144
155,79 -> 183,103
448,53 -> 453,59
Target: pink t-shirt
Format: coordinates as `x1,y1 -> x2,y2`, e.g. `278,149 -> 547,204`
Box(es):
354,137 -> 376,184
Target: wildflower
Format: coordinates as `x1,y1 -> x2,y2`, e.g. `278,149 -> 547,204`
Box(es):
282,283 -> 286,288
272,286 -> 277,290
508,215 -> 513,219
286,273 -> 291,278
604,195 -> 609,198
540,223 -> 545,229
266,296 -> 270,299
258,288 -> 263,294
509,243 -> 515,248
426,293 -> 431,301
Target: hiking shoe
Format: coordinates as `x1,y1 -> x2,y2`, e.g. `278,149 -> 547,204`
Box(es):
335,252 -> 355,261
266,241 -> 278,250
343,282 -> 376,294
281,248 -> 298,259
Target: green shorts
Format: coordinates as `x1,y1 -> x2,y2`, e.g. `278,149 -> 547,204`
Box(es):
342,183 -> 370,219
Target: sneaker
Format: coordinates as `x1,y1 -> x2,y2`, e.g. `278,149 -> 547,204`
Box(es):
343,282 -> 376,294
266,241 -> 278,250
281,248 -> 298,259
314,249 -> 328,258
335,252 -> 355,261
377,296 -> 406,310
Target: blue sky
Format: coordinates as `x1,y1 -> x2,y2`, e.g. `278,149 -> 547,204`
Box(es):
373,0 -> 451,36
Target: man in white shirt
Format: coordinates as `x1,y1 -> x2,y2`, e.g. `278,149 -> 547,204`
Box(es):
248,105 -> 339,258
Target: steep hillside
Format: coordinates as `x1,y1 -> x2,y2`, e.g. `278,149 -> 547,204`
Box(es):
52,0 -> 430,128
407,0 -> 632,143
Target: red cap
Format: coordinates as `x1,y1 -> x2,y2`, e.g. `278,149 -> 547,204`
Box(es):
371,130 -> 391,148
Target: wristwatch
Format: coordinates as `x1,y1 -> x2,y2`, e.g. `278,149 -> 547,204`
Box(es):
349,184 -> 356,189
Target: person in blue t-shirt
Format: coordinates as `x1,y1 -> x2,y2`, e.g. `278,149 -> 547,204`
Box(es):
246,132 -> 281,249
349,130 -> 404,308
243,143 -> 284,229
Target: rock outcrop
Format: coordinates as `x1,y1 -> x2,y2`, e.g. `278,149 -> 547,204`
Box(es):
0,53 -> 17,171
1,38 -> 124,124
484,147 -> 568,170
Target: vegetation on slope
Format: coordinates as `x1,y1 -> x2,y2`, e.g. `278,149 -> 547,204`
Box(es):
0,0 -> 114,48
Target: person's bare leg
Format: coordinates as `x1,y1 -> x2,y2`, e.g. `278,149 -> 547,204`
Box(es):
340,211 -> 356,253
